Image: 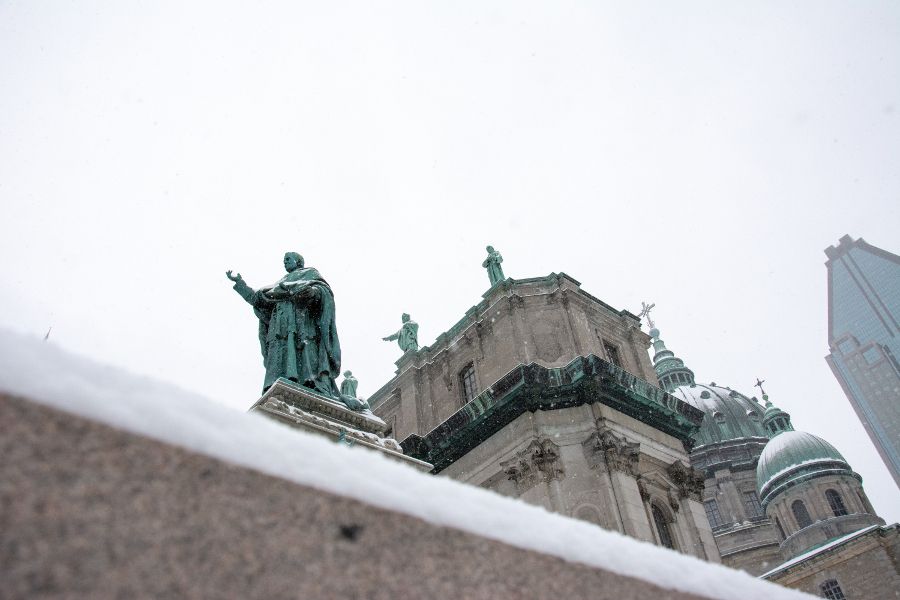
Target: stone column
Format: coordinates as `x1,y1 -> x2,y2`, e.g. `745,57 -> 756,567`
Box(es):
582,425 -> 652,542
501,438 -> 566,513
667,461 -> 712,560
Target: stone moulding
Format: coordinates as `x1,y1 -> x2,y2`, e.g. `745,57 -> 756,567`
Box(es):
252,378 -> 387,435
249,379 -> 432,471
401,354 -> 703,473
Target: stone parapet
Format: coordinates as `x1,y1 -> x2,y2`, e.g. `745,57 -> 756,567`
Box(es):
1,392 -> 749,600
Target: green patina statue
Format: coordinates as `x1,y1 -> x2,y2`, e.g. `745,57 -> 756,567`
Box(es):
226,252 -> 367,411
382,313 -> 419,354
340,370 -> 358,398
482,245 -> 505,286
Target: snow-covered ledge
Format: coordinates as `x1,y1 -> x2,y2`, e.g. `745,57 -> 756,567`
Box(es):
0,329 -> 812,599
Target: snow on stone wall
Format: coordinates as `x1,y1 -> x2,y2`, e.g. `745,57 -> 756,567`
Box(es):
0,329 -> 812,599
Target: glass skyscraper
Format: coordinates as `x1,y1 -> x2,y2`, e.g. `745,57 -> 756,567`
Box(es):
825,235 -> 900,489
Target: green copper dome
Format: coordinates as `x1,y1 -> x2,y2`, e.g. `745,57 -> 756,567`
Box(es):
756,431 -> 854,506
669,384 -> 769,447
647,325 -> 768,447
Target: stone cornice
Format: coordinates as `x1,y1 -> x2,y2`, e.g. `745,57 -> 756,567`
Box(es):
400,355 -> 703,473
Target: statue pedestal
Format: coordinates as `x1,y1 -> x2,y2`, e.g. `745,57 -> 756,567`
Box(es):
250,379 -> 432,472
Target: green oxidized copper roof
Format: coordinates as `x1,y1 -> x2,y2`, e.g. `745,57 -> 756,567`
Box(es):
756,430 -> 854,505
669,383 -> 769,447
650,325 -> 768,447
761,394 -> 794,438
400,354 -> 704,473
649,327 -> 695,391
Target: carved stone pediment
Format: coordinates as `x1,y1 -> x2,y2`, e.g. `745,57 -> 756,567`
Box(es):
583,423 -> 640,476
636,470 -> 682,512
502,438 -> 564,493
666,460 -> 705,501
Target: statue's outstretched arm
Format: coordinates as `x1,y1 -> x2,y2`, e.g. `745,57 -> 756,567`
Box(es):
382,331 -> 400,341
227,270 -> 256,304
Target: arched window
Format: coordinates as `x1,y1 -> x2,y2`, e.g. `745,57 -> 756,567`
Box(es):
791,499 -> 812,529
651,504 -> 675,549
459,363 -> 477,404
820,579 -> 846,600
825,489 -> 848,517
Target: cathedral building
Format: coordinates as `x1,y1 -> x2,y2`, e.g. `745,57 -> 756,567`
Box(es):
369,253 -> 899,597
648,326 -> 783,574
369,271 -> 719,561
648,321 -> 897,597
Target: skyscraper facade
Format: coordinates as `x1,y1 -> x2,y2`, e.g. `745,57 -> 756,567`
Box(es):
824,235 -> 900,488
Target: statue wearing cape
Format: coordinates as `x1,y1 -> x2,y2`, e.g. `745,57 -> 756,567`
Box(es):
227,253 -> 365,410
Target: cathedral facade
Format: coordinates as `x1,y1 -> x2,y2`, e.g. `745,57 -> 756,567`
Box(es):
369,273 -> 719,561
647,325 -> 897,597
369,257 -> 898,597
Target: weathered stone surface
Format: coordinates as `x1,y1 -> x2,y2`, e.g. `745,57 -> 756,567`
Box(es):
250,379 -> 431,471
1,393 -> 715,600
369,273 -> 661,441
764,525 -> 900,598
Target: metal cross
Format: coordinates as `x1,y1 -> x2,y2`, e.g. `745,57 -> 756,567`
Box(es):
638,301 -> 656,329
754,378 -> 766,397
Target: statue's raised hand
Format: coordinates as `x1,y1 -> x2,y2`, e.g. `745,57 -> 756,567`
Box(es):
226,270 -> 242,283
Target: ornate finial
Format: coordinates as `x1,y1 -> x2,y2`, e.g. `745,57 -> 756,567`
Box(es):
754,378 -> 768,402
638,301 -> 656,329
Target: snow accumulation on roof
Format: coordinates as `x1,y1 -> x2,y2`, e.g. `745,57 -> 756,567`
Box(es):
0,329 -> 812,600
760,525 -> 881,579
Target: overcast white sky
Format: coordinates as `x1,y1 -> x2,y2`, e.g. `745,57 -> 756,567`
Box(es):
1,1 -> 898,522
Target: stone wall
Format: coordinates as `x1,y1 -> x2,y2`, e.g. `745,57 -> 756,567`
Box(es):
440,401 -> 720,562
766,525 -> 900,598
370,274 -> 656,441
1,392 -> 718,600
765,473 -> 884,559
700,456 -> 782,575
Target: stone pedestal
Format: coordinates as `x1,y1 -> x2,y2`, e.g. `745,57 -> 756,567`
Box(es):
251,379 -> 432,472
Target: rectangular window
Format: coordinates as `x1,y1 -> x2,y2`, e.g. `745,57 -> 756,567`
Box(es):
704,500 -> 723,528
603,342 -> 622,367
820,579 -> 846,600
862,345 -> 883,365
836,337 -> 858,356
460,363 -> 477,404
743,491 -> 763,517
